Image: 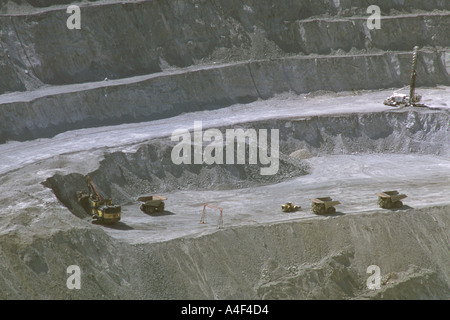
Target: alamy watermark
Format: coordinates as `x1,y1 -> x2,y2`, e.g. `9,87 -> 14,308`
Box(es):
170,121 -> 279,176
66,3 -> 382,31
367,5 -> 381,30
66,5 -> 81,30
366,265 -> 381,290
66,265 -> 81,290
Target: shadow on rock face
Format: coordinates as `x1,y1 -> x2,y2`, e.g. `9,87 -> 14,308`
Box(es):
140,210 -> 176,217
94,220 -> 134,231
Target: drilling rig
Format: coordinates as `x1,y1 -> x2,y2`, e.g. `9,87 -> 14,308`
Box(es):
384,46 -> 426,107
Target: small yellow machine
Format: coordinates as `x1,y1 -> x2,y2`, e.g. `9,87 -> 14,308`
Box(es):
311,197 -> 340,215
77,175 -> 121,224
281,202 -> 301,212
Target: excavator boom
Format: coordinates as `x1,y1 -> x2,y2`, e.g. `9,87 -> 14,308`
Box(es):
86,175 -> 102,202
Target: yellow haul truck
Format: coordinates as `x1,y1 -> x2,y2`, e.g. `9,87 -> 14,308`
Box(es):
377,191 -> 407,209
311,197 -> 340,215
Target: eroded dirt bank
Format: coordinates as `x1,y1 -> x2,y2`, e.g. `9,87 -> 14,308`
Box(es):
0,205 -> 448,299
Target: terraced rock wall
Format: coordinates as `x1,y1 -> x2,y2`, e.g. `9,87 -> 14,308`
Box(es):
1,49 -> 450,143
0,0 -> 449,142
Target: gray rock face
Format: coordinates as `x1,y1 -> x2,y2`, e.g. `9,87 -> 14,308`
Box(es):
0,0 -> 449,93
0,0 -> 450,300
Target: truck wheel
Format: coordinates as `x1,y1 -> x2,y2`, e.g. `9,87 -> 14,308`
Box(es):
312,203 -> 326,215
382,198 -> 393,209
327,207 -> 336,214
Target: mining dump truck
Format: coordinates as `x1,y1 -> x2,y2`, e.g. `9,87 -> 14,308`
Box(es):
138,195 -> 166,214
384,46 -> 425,107
311,197 -> 340,215
377,191 -> 407,209
281,202 -> 301,212
76,175 -> 121,224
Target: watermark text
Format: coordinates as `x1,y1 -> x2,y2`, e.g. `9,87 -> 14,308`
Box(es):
170,121 -> 279,176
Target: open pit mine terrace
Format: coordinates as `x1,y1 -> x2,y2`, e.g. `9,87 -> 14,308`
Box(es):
0,0 -> 449,300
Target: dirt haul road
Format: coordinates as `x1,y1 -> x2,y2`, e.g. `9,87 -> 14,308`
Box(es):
0,0 -> 449,300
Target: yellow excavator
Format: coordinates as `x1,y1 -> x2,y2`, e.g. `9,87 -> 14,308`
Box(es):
77,175 -> 121,224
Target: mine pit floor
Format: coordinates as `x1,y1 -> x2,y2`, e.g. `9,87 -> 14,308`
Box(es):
107,153 -> 450,244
